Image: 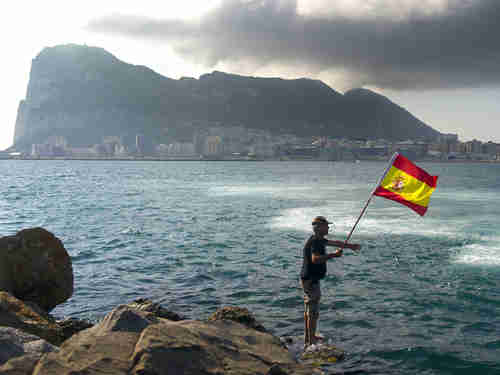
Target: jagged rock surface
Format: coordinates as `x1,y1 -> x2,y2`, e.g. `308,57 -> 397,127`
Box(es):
208,305 -> 268,333
126,297 -> 186,321
55,317 -> 94,340
6,304 -> 318,375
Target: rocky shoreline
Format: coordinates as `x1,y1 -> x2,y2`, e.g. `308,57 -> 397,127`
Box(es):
0,228 -> 344,374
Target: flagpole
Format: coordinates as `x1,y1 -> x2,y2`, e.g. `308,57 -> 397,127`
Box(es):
341,152 -> 399,250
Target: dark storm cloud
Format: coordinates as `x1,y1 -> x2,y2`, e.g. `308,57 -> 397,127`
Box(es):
87,0 -> 500,90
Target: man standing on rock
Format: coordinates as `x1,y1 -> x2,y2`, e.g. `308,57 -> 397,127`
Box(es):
300,216 -> 361,348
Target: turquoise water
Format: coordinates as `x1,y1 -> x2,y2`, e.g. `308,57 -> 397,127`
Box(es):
1,160 -> 499,374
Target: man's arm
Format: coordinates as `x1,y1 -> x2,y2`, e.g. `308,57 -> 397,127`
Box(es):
311,248 -> 343,264
326,240 -> 361,251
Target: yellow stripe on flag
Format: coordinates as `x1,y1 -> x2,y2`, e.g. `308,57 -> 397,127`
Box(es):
380,166 -> 436,208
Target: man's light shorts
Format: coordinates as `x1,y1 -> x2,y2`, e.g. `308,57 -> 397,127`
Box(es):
301,279 -> 321,317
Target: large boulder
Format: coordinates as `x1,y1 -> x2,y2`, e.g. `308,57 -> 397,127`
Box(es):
0,292 -> 65,346
30,304 -> 317,375
0,228 -> 73,312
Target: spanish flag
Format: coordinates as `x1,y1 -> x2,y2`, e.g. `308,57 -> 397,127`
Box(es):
373,153 -> 438,216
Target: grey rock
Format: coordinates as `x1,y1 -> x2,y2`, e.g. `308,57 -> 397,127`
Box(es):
0,327 -> 57,366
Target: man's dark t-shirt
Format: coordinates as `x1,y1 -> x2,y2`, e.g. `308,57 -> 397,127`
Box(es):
300,235 -> 327,282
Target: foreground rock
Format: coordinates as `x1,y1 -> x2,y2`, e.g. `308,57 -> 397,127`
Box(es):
3,304 -> 321,375
0,228 -> 73,312
0,292 -> 65,346
0,327 -> 57,373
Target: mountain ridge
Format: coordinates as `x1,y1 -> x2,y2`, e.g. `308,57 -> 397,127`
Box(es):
13,44 -> 441,150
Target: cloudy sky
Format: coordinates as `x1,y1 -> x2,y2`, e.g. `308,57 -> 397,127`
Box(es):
2,0 -> 499,150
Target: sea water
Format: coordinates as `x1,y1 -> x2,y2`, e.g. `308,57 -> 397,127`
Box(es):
0,160 -> 498,374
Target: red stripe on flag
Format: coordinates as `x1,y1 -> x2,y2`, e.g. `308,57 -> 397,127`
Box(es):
393,154 -> 438,188
373,186 -> 428,216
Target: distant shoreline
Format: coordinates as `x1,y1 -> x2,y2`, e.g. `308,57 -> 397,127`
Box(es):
1,156 -> 500,163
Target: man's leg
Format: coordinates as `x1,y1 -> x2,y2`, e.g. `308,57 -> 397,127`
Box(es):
301,279 -> 320,348
304,308 -> 310,347
309,281 -> 321,343
309,302 -> 319,343
301,279 -> 313,347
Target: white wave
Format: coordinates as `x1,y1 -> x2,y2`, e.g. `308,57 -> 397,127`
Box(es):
270,205 -> 361,233
273,205 -> 500,267
452,241 -> 500,266
271,206 -> 460,238
270,207 -> 319,232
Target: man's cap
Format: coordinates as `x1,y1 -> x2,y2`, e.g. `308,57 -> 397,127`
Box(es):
312,216 -> 331,226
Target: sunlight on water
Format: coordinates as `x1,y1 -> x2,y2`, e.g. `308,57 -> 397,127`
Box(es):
209,185 -> 310,196
443,189 -> 500,203
207,183 -> 360,198
357,217 -> 458,237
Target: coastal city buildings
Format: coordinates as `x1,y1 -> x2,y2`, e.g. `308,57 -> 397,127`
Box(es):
16,125 -> 500,161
